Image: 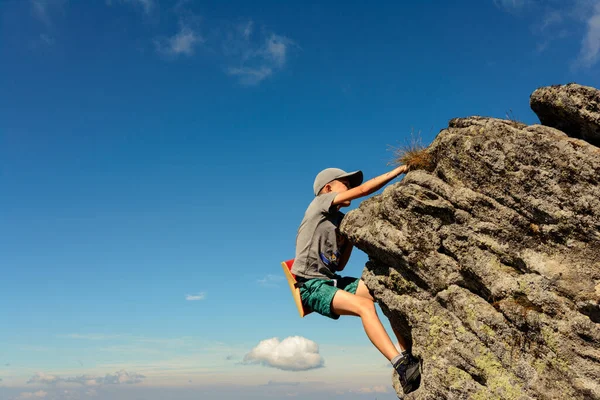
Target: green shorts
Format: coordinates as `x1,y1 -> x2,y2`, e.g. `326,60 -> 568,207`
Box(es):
299,277 -> 360,320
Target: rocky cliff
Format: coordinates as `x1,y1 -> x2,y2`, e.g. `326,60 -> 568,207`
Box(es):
341,84 -> 600,399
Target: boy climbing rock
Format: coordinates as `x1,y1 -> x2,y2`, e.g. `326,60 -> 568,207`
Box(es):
291,166 -> 421,395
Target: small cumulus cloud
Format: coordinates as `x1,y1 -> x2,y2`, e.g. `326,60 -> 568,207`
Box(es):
102,370 -> 145,385
185,292 -> 206,301
243,336 -> 324,371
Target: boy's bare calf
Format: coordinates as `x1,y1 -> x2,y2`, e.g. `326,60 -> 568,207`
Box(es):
331,280 -> 408,361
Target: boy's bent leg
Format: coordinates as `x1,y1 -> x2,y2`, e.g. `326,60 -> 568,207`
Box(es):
355,280 -> 410,353
355,279 -> 375,301
330,289 -> 399,362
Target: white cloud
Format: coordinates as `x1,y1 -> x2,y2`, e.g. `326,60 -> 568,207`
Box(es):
31,0 -> 51,25
27,370 -> 145,386
102,370 -> 145,384
493,0 -> 530,11
30,0 -> 67,27
155,24 -> 203,57
63,333 -> 123,340
578,1 -> 600,67
107,0 -> 154,14
352,385 -> 388,393
534,10 -> 563,32
242,20 -> 254,40
222,20 -> 295,85
39,33 -> 55,46
227,66 -> 273,85
257,274 -> 284,287
497,0 -> 600,67
243,336 -> 324,371
16,390 -> 47,399
263,380 -> 301,386
185,292 -> 206,301
262,34 -> 290,67
27,372 -> 61,385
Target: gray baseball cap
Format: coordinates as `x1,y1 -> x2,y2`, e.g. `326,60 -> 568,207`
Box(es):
313,168 -> 363,196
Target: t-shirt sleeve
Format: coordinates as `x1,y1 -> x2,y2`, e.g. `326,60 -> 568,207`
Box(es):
314,192 -> 337,214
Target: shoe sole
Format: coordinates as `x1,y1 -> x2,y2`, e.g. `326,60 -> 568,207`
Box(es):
401,362 -> 422,395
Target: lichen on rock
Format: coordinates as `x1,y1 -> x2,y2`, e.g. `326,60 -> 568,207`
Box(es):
342,84 -> 600,399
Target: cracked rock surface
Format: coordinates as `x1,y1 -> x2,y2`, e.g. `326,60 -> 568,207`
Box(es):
341,85 -> 600,399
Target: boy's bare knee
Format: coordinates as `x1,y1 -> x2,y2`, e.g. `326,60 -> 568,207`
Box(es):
356,297 -> 376,316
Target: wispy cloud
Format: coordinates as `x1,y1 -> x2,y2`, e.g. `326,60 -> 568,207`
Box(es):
39,33 -> 55,46
30,0 -> 69,25
497,0 -> 600,68
493,0 -> 530,12
16,390 -> 47,399
577,1 -> 600,67
532,9 -> 568,54
533,10 -> 563,33
243,336 -> 324,371
106,0 -> 155,15
226,32 -> 294,85
262,380 -> 301,387
29,0 -> 67,47
185,292 -> 206,301
31,0 -> 52,26
352,385 -> 389,393
155,24 -> 203,57
257,274 -> 284,287
27,370 -> 145,386
62,333 -> 123,340
241,20 -> 253,40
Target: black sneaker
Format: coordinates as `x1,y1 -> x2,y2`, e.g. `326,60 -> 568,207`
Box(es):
393,353 -> 421,395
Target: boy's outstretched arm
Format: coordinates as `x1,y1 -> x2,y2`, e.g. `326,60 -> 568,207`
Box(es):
332,165 -> 409,206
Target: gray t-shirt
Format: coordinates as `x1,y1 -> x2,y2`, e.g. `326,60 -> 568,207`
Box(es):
292,192 -> 348,279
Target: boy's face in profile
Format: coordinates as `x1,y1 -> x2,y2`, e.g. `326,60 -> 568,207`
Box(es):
327,179 -> 351,207
330,179 -> 350,192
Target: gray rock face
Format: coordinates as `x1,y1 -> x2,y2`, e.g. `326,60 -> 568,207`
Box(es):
530,83 -> 600,147
341,109 -> 600,398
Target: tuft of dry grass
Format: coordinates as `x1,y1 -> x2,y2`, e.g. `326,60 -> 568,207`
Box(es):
388,131 -> 435,172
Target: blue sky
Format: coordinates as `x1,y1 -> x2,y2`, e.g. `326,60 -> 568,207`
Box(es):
1,0 -> 599,399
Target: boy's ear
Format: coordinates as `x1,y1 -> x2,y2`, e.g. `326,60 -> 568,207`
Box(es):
322,183 -> 332,194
